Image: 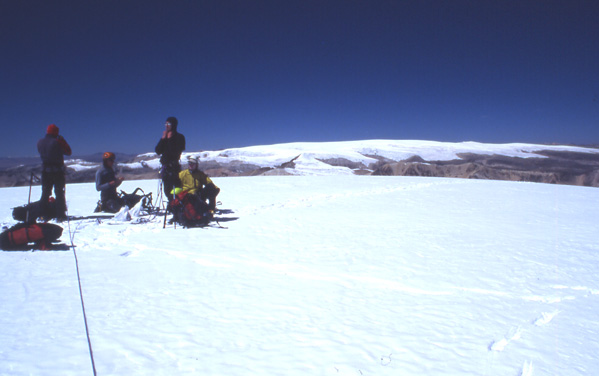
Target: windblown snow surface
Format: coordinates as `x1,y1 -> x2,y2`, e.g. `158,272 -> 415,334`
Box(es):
1,174 -> 598,376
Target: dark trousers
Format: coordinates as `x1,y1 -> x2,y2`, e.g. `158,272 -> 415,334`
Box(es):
161,165 -> 181,203
40,170 -> 67,217
200,183 -> 220,210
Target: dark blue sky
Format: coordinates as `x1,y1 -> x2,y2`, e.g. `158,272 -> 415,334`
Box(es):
2,0 -> 598,157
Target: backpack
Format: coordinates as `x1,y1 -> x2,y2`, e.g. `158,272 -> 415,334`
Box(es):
12,198 -> 59,223
0,222 -> 63,250
170,191 -> 213,228
94,188 -> 154,213
121,187 -> 153,209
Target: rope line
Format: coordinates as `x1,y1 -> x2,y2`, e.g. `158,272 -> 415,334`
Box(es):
66,209 -> 98,376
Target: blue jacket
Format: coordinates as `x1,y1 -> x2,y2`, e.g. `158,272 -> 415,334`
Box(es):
96,166 -> 118,202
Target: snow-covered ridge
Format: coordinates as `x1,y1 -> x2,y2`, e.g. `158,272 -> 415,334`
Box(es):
2,139 -> 595,187
64,159 -> 98,172
69,139 -> 599,175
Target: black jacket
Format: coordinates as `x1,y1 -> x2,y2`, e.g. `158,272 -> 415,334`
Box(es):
37,134 -> 72,168
155,132 -> 185,166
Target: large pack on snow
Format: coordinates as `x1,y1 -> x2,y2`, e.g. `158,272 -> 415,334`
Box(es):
12,199 -> 59,223
170,191 -> 213,228
121,188 -> 153,209
0,222 -> 63,250
94,188 -> 154,214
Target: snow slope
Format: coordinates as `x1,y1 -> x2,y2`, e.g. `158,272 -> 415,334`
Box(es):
1,175 -> 598,375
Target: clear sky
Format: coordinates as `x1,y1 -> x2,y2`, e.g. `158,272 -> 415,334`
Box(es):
2,0 -> 598,157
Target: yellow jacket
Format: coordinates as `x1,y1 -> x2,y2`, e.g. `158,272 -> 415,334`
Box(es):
178,169 -> 216,195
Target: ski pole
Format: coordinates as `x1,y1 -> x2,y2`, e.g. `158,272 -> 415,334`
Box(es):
25,172 -> 35,223
162,182 -> 168,229
163,205 -> 168,229
28,172 -> 34,204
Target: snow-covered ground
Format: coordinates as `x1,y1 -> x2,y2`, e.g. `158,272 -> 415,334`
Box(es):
1,175 -> 598,375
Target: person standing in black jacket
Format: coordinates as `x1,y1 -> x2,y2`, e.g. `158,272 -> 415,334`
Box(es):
37,124 -> 72,219
155,116 -> 185,202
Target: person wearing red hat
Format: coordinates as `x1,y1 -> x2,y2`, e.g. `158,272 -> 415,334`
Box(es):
37,124 -> 72,219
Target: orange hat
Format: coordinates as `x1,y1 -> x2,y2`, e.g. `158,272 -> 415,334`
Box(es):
103,152 -> 116,161
47,124 -> 59,136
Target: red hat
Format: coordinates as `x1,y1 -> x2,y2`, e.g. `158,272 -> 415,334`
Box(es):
47,124 -> 59,136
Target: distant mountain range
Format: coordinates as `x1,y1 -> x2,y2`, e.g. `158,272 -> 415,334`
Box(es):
2,140 -> 598,187
0,153 -> 139,169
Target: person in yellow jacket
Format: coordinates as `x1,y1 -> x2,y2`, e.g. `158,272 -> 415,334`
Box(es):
177,156 -> 220,211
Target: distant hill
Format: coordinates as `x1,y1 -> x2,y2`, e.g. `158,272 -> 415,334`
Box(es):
0,157 -> 40,170
1,140 -> 598,188
0,153 -> 138,170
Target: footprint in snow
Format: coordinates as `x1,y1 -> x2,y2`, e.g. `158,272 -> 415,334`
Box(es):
489,326 -> 522,352
489,310 -> 561,354
532,310 -> 560,326
519,360 -> 534,376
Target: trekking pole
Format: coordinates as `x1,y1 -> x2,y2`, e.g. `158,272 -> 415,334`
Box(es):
156,180 -> 164,210
28,172 -> 34,203
161,181 -> 168,229
26,172 -> 35,223
163,206 -> 168,229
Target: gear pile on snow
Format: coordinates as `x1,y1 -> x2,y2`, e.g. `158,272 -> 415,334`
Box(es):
2,175 -> 233,250
12,198 -> 59,223
3,196 -> 65,250
169,190 -> 214,228
0,222 -> 63,251
94,188 -> 155,214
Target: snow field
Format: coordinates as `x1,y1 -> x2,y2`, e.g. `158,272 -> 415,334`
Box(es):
1,175 -> 598,375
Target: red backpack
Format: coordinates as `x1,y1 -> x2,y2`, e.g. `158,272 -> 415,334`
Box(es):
170,191 -> 213,227
1,222 -> 63,250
